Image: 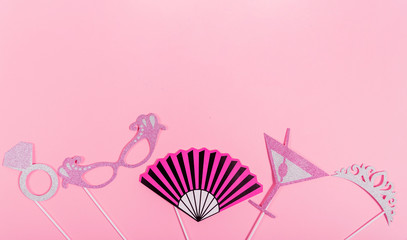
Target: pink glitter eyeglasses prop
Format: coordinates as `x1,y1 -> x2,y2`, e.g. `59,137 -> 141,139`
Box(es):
58,113 -> 166,189
57,113 -> 165,240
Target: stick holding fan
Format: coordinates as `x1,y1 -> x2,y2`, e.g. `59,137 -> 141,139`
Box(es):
140,148 -> 263,225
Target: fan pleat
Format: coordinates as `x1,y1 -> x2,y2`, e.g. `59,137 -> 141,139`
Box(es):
221,183 -> 262,210
219,175 -> 254,206
179,199 -> 196,220
148,169 -> 179,203
201,192 -> 215,216
216,166 -> 246,200
177,153 -> 191,192
201,195 -> 219,220
140,177 -> 177,206
188,151 -> 196,189
186,191 -> 198,217
204,152 -> 216,190
198,151 -> 204,189
191,190 -> 199,217
156,162 -> 182,198
213,160 -> 237,197
166,156 -> 187,194
209,155 -> 227,193
217,168 -> 250,203
193,190 -> 201,217
199,190 -> 208,217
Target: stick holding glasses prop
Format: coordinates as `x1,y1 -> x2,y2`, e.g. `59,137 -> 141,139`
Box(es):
3,113 -> 167,240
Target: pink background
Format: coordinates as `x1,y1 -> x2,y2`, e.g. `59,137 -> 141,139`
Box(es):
0,0 -> 406,239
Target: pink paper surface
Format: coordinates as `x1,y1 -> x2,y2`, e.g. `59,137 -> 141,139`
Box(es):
0,0 -> 406,239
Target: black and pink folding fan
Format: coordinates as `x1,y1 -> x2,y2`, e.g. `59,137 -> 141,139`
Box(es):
140,148 -> 263,222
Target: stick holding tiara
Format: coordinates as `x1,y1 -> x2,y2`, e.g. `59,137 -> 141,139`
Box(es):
247,129 -> 328,240
333,164 -> 396,239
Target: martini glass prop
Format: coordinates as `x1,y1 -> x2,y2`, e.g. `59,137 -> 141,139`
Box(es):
3,142 -> 70,240
334,164 -> 396,239
140,148 -> 263,239
247,129 -> 328,240
57,113 -> 165,240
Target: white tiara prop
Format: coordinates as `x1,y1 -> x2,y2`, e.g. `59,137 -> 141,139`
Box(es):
334,164 -> 396,239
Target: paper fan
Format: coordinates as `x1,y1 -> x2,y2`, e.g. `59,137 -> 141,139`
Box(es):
140,148 -> 263,222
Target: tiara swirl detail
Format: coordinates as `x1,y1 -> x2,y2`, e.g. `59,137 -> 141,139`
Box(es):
334,164 -> 396,224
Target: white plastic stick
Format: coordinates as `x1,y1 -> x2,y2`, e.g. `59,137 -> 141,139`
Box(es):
247,211 -> 265,240
83,188 -> 127,240
345,211 -> 385,240
247,196 -> 276,240
174,206 -> 190,240
34,201 -> 71,240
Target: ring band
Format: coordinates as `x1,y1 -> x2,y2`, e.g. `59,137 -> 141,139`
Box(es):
19,164 -> 59,201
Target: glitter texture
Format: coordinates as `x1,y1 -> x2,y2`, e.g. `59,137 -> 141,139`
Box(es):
3,142 -> 59,201
249,129 -> 328,218
58,113 -> 165,189
334,164 -> 396,225
3,142 -> 33,171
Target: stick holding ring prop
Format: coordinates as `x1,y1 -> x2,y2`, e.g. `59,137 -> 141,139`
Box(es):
3,142 -> 71,239
3,113 -> 165,240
